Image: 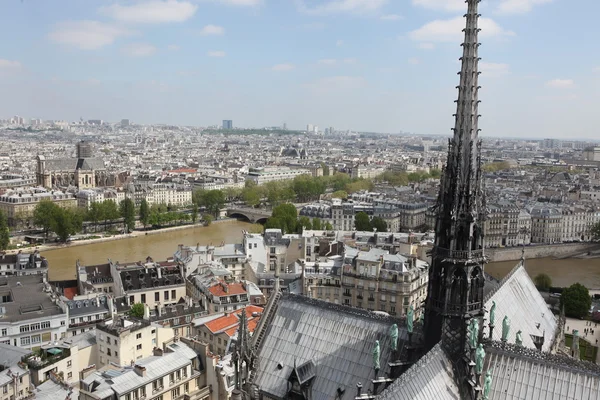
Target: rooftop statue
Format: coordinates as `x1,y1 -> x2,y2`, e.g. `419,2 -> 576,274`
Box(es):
502,316 -> 510,342
407,306 -> 414,334
373,340 -> 380,371
390,324 -> 399,352
469,318 -> 479,349
483,369 -> 493,399
515,330 -> 523,346
489,301 -> 496,326
475,343 -> 485,375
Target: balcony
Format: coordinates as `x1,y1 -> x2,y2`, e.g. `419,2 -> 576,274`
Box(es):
343,292 -> 352,297
434,247 -> 485,263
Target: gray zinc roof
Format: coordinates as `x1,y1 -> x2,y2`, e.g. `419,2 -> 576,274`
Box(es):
377,343 -> 460,400
485,261 -> 557,352
253,294 -> 408,400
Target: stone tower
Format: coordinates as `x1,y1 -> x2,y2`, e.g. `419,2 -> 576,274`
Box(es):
424,0 -> 487,357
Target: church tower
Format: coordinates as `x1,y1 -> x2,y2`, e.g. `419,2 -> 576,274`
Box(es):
424,0 -> 487,357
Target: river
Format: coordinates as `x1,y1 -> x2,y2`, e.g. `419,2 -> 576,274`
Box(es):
43,220 -> 255,281
43,221 -> 600,288
486,257 -> 600,289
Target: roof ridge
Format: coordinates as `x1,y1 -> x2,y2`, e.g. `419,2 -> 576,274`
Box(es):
486,341 -> 600,377
483,258 -> 523,303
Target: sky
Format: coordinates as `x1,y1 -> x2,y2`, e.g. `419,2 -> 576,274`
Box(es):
1,0 -> 599,139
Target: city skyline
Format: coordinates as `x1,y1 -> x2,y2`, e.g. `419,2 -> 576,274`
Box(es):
1,0 -> 599,139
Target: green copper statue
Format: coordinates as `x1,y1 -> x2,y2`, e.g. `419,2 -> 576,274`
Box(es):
483,369 -> 493,399
373,340 -> 380,370
475,343 -> 485,375
501,316 -> 510,342
489,301 -> 496,326
515,330 -> 523,346
419,309 -> 424,324
390,324 -> 399,352
407,306 -> 414,334
469,318 -> 479,349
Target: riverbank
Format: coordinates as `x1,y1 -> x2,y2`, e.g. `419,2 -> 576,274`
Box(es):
487,242 -> 599,262
7,218 -> 242,255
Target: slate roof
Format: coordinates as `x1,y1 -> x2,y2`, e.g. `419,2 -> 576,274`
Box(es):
485,261 -> 557,352
119,264 -> 184,292
377,343 -> 460,400
45,157 -> 105,172
484,343 -> 600,400
253,294 -> 408,400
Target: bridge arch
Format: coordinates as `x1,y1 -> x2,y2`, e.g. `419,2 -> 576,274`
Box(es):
228,212 -> 253,223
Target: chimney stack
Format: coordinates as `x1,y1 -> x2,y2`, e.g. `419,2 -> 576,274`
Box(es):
143,304 -> 150,320
133,364 -> 147,377
356,382 -> 363,397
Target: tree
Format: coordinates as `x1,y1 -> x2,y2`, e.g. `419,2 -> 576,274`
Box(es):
561,283 -> 592,319
139,199 -> 150,229
33,200 -> 59,240
320,162 -> 330,176
312,218 -> 322,230
119,198 -> 136,233
130,303 -> 145,318
51,208 -> 82,243
324,222 -> 333,230
355,211 -> 371,231
242,186 -> 261,208
0,211 -> 10,250
191,203 -> 198,224
297,216 -> 312,232
101,200 -> 120,228
198,190 -> 225,217
371,216 -> 388,233
591,221 -> 600,241
87,202 -> 104,232
429,168 -> 442,179
203,214 -> 213,226
271,203 -> 298,234
331,190 -> 348,199
534,273 -> 552,292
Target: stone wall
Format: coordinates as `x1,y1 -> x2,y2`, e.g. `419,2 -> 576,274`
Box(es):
487,243 -> 597,262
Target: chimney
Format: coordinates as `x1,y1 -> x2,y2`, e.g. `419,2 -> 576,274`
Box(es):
143,304 -> 150,320
108,297 -> 115,318
356,383 -> 363,397
153,348 -> 164,357
157,267 -> 162,279
79,365 -> 97,381
134,364 -> 147,377
157,303 -> 162,317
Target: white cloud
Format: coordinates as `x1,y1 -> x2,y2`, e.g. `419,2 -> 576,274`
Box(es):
418,42 -> 435,50
380,14 -> 402,21
272,63 -> 295,71
122,43 -> 157,57
343,58 -> 357,64
409,16 -> 515,43
214,0 -> 262,5
411,0 -> 465,12
336,40 -> 344,47
200,24 -> 225,36
101,0 -> 197,24
479,62 -> 510,77
408,57 -> 420,65
305,76 -> 366,93
318,59 -> 337,65
48,20 -> 133,50
545,79 -> 574,88
495,0 -> 552,15
0,59 -> 21,68
207,50 -> 226,57
297,0 -> 387,15
167,44 -> 181,51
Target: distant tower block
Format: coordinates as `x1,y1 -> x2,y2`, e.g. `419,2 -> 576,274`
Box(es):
77,140 -> 93,159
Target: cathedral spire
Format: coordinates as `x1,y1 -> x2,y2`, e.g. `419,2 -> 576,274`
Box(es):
424,0 -> 487,357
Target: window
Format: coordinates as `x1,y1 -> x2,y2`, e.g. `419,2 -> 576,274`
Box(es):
136,344 -> 142,350
171,388 -> 180,398
67,372 -> 72,379
141,294 -> 146,303
184,383 -> 189,393
171,289 -> 176,299
155,292 -> 160,301
129,295 -> 135,305
19,325 -> 30,333
164,291 -> 169,301
67,360 -> 72,367
136,333 -> 142,339
20,336 -> 30,346
1,328 -> 7,336
170,373 -> 175,384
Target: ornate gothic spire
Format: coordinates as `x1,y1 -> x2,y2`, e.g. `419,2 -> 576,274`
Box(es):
424,0 -> 487,357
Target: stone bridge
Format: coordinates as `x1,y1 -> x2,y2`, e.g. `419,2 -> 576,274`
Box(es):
227,208 -> 272,223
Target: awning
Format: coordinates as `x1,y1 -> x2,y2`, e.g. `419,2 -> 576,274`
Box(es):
46,348 -> 62,355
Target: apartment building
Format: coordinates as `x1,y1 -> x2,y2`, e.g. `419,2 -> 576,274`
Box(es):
246,167 -> 311,185
151,183 -> 192,208
22,330 -> 97,385
0,344 -> 33,400
529,204 -> 564,244
484,202 -> 520,247
113,259 -> 187,309
64,293 -> 111,337
80,340 -> 210,400
77,261 -> 115,295
146,298 -> 206,339
95,316 -> 174,367
0,188 -> 77,227
0,251 -> 48,276
195,305 -> 263,356
562,205 -> 598,242
175,243 -> 249,279
188,269 -> 251,314
0,275 -> 68,350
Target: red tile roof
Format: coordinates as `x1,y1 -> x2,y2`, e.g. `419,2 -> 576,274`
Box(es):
208,282 -> 247,297
168,168 -> 197,174
203,305 -> 264,335
63,287 -> 78,300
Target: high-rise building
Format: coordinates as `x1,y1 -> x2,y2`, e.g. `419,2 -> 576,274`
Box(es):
223,119 -> 233,130
282,122 -> 287,130
424,0 -> 486,357
121,119 -> 130,127
306,123 -> 313,133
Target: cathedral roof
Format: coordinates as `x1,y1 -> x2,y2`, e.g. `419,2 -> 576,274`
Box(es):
377,343 -> 460,400
252,294 -> 408,400
485,262 -> 557,352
